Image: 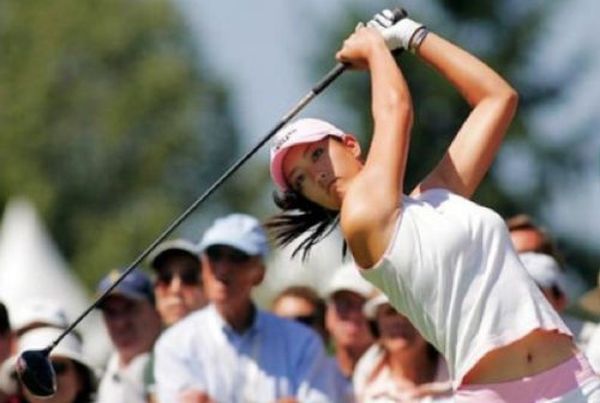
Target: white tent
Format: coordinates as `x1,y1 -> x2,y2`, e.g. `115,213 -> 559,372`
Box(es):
0,198 -> 110,367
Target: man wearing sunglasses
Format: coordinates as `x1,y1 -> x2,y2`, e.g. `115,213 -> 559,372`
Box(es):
149,239 -> 207,327
143,239 -> 208,403
154,213 -> 338,403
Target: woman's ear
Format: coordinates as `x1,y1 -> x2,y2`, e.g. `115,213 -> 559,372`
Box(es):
343,135 -> 362,158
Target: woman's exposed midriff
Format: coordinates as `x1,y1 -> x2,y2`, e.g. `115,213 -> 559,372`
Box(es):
461,329 -> 577,385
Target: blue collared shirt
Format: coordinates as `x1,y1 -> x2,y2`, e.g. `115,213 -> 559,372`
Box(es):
154,304 -> 338,402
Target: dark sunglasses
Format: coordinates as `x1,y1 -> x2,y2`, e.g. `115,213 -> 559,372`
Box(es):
292,314 -> 318,326
205,246 -> 251,264
51,360 -> 71,376
332,298 -> 365,315
156,269 -> 200,286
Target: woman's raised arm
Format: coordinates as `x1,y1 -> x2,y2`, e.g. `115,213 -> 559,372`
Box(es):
335,27 -> 414,267
412,33 -> 518,199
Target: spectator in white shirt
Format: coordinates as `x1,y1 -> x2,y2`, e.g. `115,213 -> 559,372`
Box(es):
95,269 -> 162,403
143,239 -> 209,403
154,213 -> 338,402
354,293 -> 452,402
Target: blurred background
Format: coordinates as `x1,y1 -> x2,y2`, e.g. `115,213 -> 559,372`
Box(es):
0,0 -> 598,334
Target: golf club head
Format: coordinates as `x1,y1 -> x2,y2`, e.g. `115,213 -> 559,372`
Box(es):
15,348 -> 57,398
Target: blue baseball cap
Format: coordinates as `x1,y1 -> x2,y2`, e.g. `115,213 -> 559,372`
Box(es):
96,268 -> 154,307
198,213 -> 269,258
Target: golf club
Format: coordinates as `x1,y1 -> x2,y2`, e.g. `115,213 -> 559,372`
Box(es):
15,7 -> 406,397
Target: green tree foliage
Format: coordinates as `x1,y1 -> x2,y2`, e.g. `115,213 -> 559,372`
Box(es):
304,2 -> 598,282
0,0 -> 242,287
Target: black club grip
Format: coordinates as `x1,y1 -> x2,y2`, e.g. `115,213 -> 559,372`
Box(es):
390,7 -> 408,22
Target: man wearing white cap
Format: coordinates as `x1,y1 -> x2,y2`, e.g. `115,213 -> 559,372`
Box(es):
154,213 -> 338,402
519,252 -> 596,350
519,252 -> 567,312
141,239 -> 207,403
148,238 -> 207,327
322,263 -> 376,402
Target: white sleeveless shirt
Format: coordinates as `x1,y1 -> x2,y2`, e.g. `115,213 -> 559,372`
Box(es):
360,189 -> 571,386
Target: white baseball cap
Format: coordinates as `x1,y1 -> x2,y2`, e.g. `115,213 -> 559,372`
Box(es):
198,213 -> 269,258
324,262 -> 376,299
519,252 -> 564,290
0,326 -> 97,395
11,299 -> 70,334
363,293 -> 391,319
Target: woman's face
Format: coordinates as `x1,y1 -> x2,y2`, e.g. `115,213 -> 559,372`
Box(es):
282,136 -> 362,210
23,357 -> 83,403
375,304 -> 427,354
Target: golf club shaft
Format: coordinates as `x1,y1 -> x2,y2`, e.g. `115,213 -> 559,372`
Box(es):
46,6 -> 408,352
46,61 -> 350,352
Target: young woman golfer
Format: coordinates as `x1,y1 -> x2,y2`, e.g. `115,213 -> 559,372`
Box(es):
268,9 -> 600,402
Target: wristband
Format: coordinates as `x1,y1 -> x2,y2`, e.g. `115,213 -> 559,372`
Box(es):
395,18 -> 424,50
409,26 -> 429,53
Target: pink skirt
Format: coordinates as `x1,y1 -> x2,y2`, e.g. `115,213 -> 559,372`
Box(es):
455,353 -> 600,402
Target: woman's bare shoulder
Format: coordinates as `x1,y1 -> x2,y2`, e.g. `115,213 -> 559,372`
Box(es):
341,174 -> 402,268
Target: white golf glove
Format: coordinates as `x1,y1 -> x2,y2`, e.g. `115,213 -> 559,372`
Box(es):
367,9 -> 428,53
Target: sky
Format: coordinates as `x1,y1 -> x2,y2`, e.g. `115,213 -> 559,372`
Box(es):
176,1 -> 600,251
176,0 -> 347,145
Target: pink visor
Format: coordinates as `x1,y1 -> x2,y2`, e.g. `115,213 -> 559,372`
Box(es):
269,118 -> 347,192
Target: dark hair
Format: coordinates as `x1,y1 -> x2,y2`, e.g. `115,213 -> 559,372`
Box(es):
273,286 -> 325,321
273,285 -> 329,344
505,214 -> 564,267
266,190 -> 345,260
549,284 -> 565,300
273,285 -> 320,305
73,361 -> 97,403
16,360 -> 96,403
0,302 -> 10,335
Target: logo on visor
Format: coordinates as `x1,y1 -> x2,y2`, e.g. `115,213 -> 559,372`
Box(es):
274,128 -> 298,151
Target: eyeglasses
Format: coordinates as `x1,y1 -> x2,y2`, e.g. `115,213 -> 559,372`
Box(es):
205,246 -> 251,264
51,360 -> 72,376
156,269 -> 200,287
